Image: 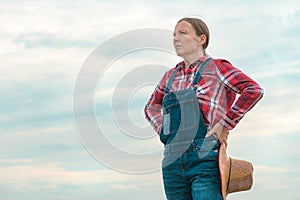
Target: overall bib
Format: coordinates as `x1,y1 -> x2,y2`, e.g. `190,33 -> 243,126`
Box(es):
160,58 -> 222,200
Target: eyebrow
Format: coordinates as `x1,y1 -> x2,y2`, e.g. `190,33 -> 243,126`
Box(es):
173,28 -> 189,36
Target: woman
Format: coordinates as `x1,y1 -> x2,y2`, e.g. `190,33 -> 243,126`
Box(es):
144,17 -> 263,200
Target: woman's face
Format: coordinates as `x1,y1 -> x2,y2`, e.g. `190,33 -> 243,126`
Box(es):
173,20 -> 206,58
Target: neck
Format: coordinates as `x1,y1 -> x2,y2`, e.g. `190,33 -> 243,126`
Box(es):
182,50 -> 205,68
183,51 -> 205,68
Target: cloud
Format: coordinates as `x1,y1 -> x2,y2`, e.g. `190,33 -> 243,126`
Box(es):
111,184 -> 139,190
251,164 -> 300,199
0,163 -> 129,185
0,161 -> 162,195
14,33 -> 96,49
1,0 -> 300,199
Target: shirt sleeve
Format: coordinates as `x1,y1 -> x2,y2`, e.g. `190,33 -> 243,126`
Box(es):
215,59 -> 264,130
144,71 -> 168,134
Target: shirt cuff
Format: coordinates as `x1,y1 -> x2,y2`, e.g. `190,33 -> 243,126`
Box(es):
219,118 -> 235,130
155,125 -> 162,135
153,118 -> 162,135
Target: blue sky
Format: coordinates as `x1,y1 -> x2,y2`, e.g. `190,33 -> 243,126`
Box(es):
1,0 -> 300,199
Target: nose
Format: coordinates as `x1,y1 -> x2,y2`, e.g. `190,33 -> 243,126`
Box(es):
173,34 -> 179,43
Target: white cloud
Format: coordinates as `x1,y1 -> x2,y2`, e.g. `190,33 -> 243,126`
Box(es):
0,162 -> 162,192
1,1 -> 300,199
0,158 -> 33,164
111,184 -> 139,190
0,164 -> 128,185
231,106 -> 300,137
254,164 -> 287,173
0,0 -> 166,42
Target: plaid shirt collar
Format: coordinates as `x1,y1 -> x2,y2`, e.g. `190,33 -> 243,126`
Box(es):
176,54 -> 211,71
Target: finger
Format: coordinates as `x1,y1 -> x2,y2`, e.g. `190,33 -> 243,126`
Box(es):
206,131 -> 218,138
219,134 -> 228,144
205,131 -> 214,138
218,134 -> 225,142
222,140 -> 228,148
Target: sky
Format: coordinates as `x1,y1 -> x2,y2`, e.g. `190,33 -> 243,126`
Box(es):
1,0 -> 300,199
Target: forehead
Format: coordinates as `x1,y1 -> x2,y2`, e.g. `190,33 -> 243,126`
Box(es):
174,20 -> 195,32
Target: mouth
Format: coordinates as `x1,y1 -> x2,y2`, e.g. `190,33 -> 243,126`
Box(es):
174,45 -> 182,48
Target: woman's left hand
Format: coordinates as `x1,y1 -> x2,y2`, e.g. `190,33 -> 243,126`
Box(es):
205,122 -> 229,143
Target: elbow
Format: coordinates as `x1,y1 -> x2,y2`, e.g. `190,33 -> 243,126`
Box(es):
144,105 -> 148,118
258,86 -> 264,99
244,84 -> 264,101
144,104 -> 152,121
252,85 -> 264,102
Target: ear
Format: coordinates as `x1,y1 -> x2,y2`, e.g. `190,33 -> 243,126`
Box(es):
199,34 -> 207,47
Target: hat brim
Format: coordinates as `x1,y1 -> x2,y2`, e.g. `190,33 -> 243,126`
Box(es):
218,142 -> 230,200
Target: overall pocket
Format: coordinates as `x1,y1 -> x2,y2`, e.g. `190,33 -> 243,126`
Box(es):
160,89 -> 198,144
194,137 -> 220,160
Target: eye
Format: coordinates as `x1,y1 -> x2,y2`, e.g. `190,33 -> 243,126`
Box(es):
173,31 -> 187,37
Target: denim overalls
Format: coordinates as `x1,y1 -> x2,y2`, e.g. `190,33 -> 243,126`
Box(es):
160,58 -> 222,200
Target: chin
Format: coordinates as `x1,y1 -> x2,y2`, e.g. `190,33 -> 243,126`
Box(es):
175,50 -> 183,57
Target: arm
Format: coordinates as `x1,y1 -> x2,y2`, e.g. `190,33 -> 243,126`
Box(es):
144,72 -> 168,134
215,59 -> 264,130
206,59 -> 263,142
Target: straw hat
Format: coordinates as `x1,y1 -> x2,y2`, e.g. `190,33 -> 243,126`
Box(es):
218,142 -> 254,199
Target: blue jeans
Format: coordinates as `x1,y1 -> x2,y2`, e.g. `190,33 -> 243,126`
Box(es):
160,88 -> 222,200
162,138 -> 222,200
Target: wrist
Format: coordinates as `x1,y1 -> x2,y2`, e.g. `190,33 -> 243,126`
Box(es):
219,119 -> 233,130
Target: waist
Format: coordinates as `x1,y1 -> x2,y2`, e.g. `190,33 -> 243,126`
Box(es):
164,137 -> 220,153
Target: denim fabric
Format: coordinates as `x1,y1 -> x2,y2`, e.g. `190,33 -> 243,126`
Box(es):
162,138 -> 222,200
160,88 -> 222,200
160,88 -> 207,144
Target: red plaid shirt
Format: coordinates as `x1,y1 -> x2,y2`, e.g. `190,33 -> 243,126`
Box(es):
144,55 -> 264,134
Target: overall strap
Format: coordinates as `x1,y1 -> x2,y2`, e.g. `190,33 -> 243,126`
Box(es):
165,58 -> 213,93
165,67 -> 180,93
192,57 -> 213,85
